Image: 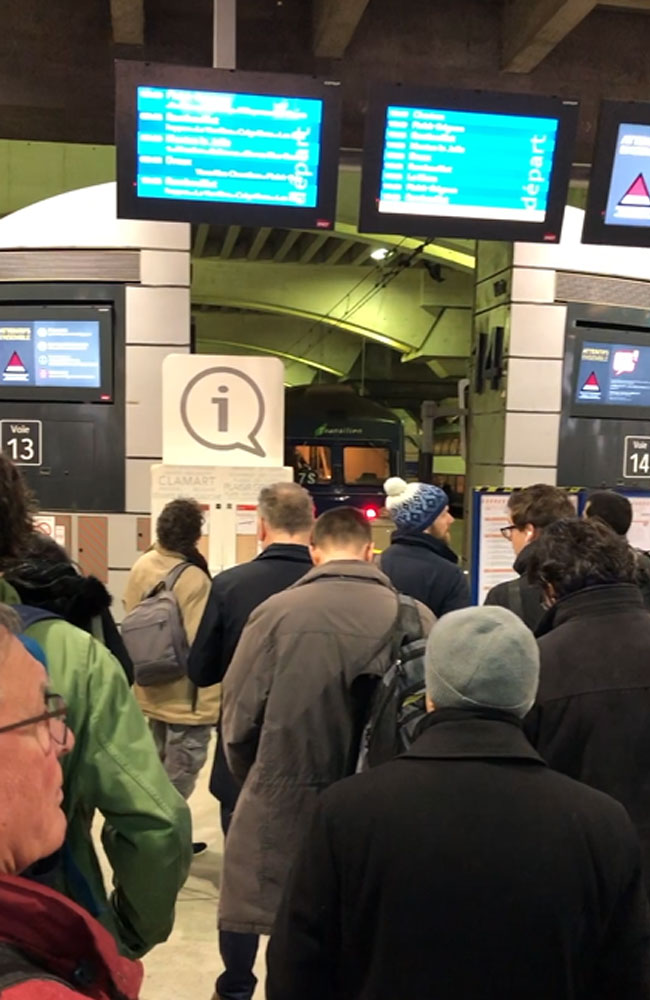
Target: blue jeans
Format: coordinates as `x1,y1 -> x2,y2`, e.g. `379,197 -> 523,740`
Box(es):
217,806 -> 259,1000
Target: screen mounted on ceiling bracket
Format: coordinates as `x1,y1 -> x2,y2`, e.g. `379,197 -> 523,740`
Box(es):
582,100 -> 650,247
115,60 -> 342,231
358,83 -> 579,243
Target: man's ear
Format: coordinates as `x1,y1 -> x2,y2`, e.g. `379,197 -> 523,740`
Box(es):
426,695 -> 436,714
310,544 -> 322,566
361,542 -> 375,563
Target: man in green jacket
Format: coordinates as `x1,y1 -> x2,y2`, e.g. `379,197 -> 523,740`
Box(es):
0,577 -> 192,959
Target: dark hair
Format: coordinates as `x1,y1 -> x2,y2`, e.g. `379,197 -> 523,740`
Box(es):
258,482 -> 314,535
0,453 -> 36,566
528,518 -> 635,599
19,532 -> 70,565
508,484 -> 574,530
156,498 -> 204,555
585,490 -> 633,536
312,507 -> 371,550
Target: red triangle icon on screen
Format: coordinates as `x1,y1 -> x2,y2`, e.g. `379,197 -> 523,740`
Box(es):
619,173 -> 650,206
4,351 -> 26,374
582,371 -> 600,391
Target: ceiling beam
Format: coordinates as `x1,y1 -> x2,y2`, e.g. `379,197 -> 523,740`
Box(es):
109,0 -> 144,45
313,0 -> 371,58
247,227 -> 272,261
220,225 -> 241,259
599,0 -> 650,8
192,224 -> 209,258
274,229 -> 301,263
300,233 -> 329,264
502,0 -> 597,73
325,237 -> 356,265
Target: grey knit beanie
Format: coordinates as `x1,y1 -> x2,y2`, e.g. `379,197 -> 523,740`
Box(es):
425,606 -> 540,718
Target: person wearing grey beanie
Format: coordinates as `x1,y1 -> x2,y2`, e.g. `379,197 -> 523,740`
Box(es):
425,605 -> 540,718
379,476 -> 470,617
268,603 -> 650,1000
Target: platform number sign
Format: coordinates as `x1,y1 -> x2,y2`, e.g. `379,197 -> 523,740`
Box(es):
0,420 -> 42,467
624,436 -> 650,479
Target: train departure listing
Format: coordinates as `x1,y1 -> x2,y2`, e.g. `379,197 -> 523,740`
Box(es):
378,105 -> 560,222
0,321 -> 101,389
136,86 -> 324,208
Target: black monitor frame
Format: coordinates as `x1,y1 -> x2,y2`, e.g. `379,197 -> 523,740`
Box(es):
358,83 -> 579,242
582,100 -> 650,247
115,60 -> 342,230
568,320 -> 650,421
0,303 -> 113,404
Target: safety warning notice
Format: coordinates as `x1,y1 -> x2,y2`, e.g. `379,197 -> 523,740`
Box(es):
0,320 -> 101,389
605,122 -> 650,227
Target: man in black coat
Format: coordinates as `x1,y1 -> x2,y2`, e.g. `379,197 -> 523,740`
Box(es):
584,489 -> 650,608
379,476 -> 469,616
268,606 -> 650,1000
187,481 -> 314,1000
525,516 -> 650,890
484,483 -> 575,630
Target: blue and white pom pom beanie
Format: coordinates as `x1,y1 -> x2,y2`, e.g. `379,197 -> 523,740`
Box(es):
384,477 -> 449,533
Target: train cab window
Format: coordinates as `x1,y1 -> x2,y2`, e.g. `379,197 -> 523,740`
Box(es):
293,445 -> 332,485
344,446 -> 390,486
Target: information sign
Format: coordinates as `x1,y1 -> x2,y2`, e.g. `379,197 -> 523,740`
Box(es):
0,419 -> 42,466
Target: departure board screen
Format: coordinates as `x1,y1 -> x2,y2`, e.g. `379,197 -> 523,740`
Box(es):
0,320 -> 101,389
574,340 -> 650,410
377,105 -> 559,223
359,85 -> 578,241
116,62 -> 342,229
136,86 -> 324,209
603,122 -> 650,227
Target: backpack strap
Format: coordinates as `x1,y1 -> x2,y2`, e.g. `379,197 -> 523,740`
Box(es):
13,605 -> 63,631
395,595 -> 424,645
144,561 -> 192,600
505,577 -> 524,620
0,942 -> 70,990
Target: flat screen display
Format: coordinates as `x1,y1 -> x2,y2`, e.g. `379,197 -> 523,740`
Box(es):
0,306 -> 113,403
570,327 -> 650,420
359,85 -> 578,242
583,102 -> 650,245
116,62 -> 341,229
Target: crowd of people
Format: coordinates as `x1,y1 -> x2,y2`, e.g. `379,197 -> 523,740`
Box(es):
2,454 -> 650,999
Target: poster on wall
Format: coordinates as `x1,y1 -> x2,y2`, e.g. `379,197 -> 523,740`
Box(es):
472,492 -> 517,605
619,492 -> 650,552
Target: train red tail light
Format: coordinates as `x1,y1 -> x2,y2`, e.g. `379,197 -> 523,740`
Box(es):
364,507 -> 378,520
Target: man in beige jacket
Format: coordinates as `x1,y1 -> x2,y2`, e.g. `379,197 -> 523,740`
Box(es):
124,499 -> 220,837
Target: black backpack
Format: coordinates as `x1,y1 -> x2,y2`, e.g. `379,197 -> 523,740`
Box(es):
357,595 -> 427,771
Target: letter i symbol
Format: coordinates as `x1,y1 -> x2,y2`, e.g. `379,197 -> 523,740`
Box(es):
213,385 -> 229,432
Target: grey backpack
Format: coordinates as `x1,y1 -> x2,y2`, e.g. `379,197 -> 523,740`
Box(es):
121,563 -> 191,686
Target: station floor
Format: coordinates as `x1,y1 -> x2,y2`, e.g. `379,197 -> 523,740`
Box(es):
97,736 -> 267,1000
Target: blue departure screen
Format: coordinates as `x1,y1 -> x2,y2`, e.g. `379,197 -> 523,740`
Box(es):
575,340 -> 650,409
377,105 -> 560,222
604,123 -> 650,228
136,86 -> 324,208
0,321 -> 101,389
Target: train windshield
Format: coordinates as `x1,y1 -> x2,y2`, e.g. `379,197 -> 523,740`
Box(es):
293,445 -> 332,485
343,446 -> 390,486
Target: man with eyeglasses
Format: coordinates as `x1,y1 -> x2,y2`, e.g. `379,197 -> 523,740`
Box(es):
0,453 -> 192,961
0,615 -> 143,998
484,484 -> 575,631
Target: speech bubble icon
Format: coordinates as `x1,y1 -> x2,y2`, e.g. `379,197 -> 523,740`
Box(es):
180,366 -> 266,458
613,349 -> 640,376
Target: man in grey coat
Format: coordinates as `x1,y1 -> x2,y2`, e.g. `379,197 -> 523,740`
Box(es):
220,507 -> 435,938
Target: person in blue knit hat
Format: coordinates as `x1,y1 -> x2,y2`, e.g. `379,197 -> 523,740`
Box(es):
379,476 -> 470,617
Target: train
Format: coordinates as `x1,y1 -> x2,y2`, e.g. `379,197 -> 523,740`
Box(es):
285,384 -> 404,517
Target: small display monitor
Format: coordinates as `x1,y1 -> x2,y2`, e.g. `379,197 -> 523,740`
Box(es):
0,305 -> 113,403
358,84 -> 578,242
570,326 -> 650,420
116,61 -> 341,230
583,101 -> 650,246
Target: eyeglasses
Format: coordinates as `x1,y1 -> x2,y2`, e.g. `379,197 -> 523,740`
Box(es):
500,524 -> 517,539
0,693 -> 68,754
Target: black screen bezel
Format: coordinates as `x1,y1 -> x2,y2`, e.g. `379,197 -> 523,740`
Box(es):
569,323 -> 650,421
582,100 -> 650,247
0,304 -> 113,403
115,60 -> 342,230
358,83 -> 579,242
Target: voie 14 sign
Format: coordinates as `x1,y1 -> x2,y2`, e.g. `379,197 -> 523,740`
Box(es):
624,436 -> 650,478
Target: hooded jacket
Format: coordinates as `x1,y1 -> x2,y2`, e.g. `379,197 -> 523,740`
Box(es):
0,578 -> 192,960
5,559 -> 133,683
220,560 -> 435,935
0,876 -> 143,999
379,531 -> 469,618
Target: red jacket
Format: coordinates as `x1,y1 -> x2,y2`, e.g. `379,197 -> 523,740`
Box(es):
0,876 -> 143,999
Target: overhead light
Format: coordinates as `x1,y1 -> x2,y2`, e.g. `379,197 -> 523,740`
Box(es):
370,247 -> 390,261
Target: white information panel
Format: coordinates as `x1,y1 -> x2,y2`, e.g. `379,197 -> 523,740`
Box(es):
162,354 -> 285,467
624,494 -> 650,552
475,493 -> 517,605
